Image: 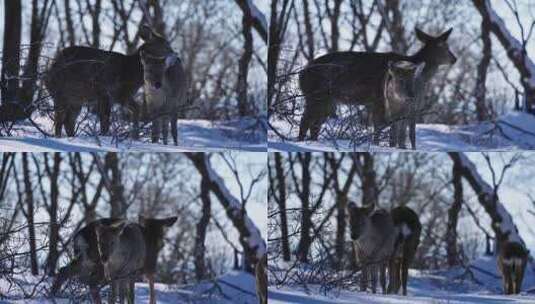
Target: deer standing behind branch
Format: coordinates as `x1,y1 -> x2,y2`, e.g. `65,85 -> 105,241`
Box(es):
497,238 -> 528,294
384,61 -> 423,149
140,41 -> 188,145
50,216 -> 176,304
348,201 -> 397,294
46,25 -> 176,138
387,206 -> 421,295
298,28 -> 456,147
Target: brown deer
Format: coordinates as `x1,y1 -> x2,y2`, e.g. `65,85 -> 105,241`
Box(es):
387,206 -> 421,295
384,61 -> 423,149
140,48 -> 188,145
255,253 -> 268,304
51,216 -> 177,304
298,28 -> 456,146
46,25 -> 175,138
497,238 -> 529,294
347,201 -> 397,294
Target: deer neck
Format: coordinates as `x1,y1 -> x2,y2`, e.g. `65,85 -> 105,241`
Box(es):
125,51 -> 144,86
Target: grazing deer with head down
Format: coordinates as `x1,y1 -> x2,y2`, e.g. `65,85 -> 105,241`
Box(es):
497,237 -> 528,295
298,28 -> 456,146
387,206 -> 421,295
140,45 -> 188,145
51,216 -> 176,304
347,201 -> 397,294
46,25 -> 176,138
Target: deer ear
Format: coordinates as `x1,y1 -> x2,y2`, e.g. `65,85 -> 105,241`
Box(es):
139,24 -> 153,41
439,28 -> 453,41
162,216 -> 177,227
415,27 -> 431,43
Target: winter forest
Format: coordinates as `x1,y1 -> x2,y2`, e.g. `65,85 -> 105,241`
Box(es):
2,0 -> 535,303
267,152 -> 535,303
268,0 -> 535,151
0,0 -> 267,152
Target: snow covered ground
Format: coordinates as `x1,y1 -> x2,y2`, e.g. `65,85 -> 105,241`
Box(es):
0,117 -> 266,152
0,271 -> 258,303
269,257 -> 535,304
269,112 -> 535,152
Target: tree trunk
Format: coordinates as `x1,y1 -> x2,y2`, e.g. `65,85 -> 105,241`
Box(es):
186,153 -> 266,272
64,0 -> 76,46
22,153 -> 39,275
474,19 -> 491,121
274,153 -> 291,261
194,176 -> 211,281
296,153 -> 312,263
360,153 -> 378,208
237,5 -> 254,116
1,0 -> 22,105
327,0 -> 342,52
472,0 -> 535,113
446,161 -> 463,266
46,153 -> 62,276
105,153 -> 126,218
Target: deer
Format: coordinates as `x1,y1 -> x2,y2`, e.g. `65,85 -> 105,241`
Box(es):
140,46 -> 188,145
255,253 -> 268,304
384,61 -> 423,149
46,25 -> 176,138
347,201 -> 397,294
387,206 -> 421,295
50,216 -> 177,304
496,237 -> 529,295
298,27 -> 456,147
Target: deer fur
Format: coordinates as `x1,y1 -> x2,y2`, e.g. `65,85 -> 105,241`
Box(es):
497,239 -> 528,294
387,206 -> 421,295
255,254 -> 268,304
348,201 -> 397,294
46,25 -> 175,138
298,28 -> 456,145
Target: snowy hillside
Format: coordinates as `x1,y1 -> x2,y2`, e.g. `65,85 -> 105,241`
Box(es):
0,117 -> 266,152
269,257 -> 535,304
269,112 -> 535,152
1,271 -> 258,304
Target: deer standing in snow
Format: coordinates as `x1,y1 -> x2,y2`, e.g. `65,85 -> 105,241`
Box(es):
497,237 -> 528,294
298,28 -> 456,147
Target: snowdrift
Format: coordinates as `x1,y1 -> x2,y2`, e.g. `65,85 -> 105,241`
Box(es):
269,112 -> 535,151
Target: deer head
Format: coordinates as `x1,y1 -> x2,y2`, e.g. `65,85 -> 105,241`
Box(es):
414,27 -> 456,66
138,216 -> 177,273
94,220 -> 128,281
138,25 -> 178,91
347,201 -> 375,241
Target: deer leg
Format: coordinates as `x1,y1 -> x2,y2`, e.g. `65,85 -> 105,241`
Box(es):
108,281 -> 117,304
54,107 -> 66,137
161,116 -> 169,145
148,273 -> 156,304
515,260 -> 526,294
409,118 -> 416,150
90,286 -> 102,304
151,119 -> 161,143
298,102 -> 313,141
503,265 -> 513,294
171,112 -> 178,146
359,265 -> 367,292
65,107 -> 81,137
398,121 -> 407,149
129,99 -> 140,140
389,122 -> 397,148
370,264 -> 377,294
98,99 -> 111,135
401,259 -> 409,296
380,262 -> 386,294
128,279 -> 135,304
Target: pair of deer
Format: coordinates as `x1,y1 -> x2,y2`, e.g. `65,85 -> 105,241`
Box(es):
298,27 -> 457,149
50,216 -> 177,304
45,25 -> 187,145
348,202 -> 421,295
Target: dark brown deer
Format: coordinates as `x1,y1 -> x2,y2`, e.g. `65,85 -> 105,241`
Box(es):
298,28 -> 456,145
387,206 -> 421,296
347,201 -> 397,294
497,238 -> 528,294
50,216 -> 177,304
140,49 -> 188,145
46,25 -> 175,137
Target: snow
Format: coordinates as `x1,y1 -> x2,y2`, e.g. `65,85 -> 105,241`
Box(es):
1,271 -> 258,303
269,256 -> 535,304
0,118 -> 266,152
247,0 -> 268,35
484,0 -> 535,87
269,112 -> 535,151
204,156 -> 267,259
